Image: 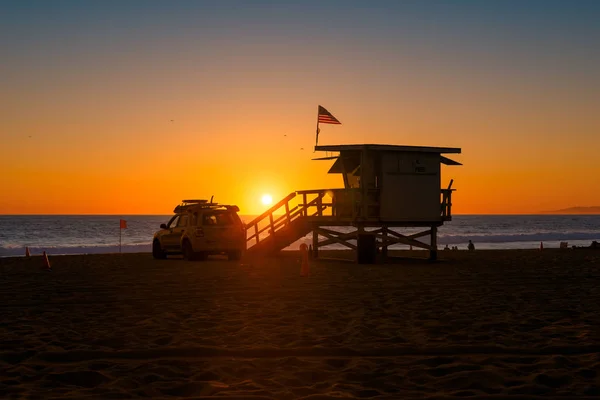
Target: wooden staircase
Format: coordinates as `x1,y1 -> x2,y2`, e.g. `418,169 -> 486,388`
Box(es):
245,191 -> 327,256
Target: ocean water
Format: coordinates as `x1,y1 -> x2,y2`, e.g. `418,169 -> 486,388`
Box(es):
0,215 -> 599,257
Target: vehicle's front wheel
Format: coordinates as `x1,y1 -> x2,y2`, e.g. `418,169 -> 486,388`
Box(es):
152,240 -> 167,259
182,240 -> 197,261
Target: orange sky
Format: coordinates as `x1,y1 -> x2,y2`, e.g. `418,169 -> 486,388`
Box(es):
2,2 -> 599,215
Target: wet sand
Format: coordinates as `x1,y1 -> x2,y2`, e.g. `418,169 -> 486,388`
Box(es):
1,249 -> 599,399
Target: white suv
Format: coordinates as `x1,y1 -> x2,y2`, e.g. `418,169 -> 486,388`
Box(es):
152,200 -> 246,261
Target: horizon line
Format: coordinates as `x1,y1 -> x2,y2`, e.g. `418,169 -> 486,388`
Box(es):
2,213 -> 600,217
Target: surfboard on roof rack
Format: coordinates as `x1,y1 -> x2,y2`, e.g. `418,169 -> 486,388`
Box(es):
173,200 -> 239,213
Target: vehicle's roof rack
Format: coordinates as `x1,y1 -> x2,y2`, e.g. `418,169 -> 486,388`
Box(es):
174,200 -> 239,213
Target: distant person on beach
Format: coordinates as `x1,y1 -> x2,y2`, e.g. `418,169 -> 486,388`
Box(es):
468,240 -> 475,251
444,245 -> 450,250
591,241 -> 599,249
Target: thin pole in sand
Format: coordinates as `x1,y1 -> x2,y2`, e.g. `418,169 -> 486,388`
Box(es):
119,219 -> 127,253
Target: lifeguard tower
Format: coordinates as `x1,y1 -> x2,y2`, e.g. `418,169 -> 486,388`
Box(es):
244,143 -> 461,262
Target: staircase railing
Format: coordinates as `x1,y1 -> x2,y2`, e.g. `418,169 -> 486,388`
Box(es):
246,183 -> 455,250
245,190 -> 329,250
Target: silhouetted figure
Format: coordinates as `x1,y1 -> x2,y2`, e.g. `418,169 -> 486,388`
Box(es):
444,244 -> 450,250
590,241 -> 599,249
468,240 -> 475,251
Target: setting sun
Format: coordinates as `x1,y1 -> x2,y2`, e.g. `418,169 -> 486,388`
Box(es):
261,194 -> 273,206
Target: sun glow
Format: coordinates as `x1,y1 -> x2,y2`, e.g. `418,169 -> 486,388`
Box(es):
261,194 -> 273,206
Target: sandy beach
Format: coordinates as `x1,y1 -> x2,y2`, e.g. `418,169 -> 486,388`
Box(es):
1,249 -> 599,399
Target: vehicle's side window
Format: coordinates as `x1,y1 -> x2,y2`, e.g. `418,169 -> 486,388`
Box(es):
168,215 -> 180,228
203,214 -> 217,225
190,212 -> 198,226
178,215 -> 189,227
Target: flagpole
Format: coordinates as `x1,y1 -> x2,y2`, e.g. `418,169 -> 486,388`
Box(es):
315,105 -> 320,149
119,224 -> 122,253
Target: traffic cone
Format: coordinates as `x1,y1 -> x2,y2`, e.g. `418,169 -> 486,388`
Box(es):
25,247 -> 31,257
42,251 -> 52,271
540,242 -> 544,251
299,243 -> 310,277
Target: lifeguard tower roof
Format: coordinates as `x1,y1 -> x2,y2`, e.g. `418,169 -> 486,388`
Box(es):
315,144 -> 461,154
314,144 -> 462,167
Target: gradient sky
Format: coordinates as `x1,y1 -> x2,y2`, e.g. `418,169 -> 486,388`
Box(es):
2,0 -> 599,215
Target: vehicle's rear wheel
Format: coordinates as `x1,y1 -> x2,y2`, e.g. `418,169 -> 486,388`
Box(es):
228,250 -> 242,261
182,240 -> 197,261
152,240 -> 167,259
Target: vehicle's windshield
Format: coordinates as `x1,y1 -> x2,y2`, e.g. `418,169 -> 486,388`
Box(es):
167,215 -> 180,228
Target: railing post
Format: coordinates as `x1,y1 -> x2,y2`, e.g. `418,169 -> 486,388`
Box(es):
441,190 -> 450,218
303,193 -> 308,217
285,201 -> 290,224
317,195 -> 323,216
255,224 -> 260,244
441,191 -> 446,217
269,213 -> 275,236
331,191 -> 337,217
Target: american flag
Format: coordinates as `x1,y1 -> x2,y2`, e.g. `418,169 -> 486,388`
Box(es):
317,106 -> 341,124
